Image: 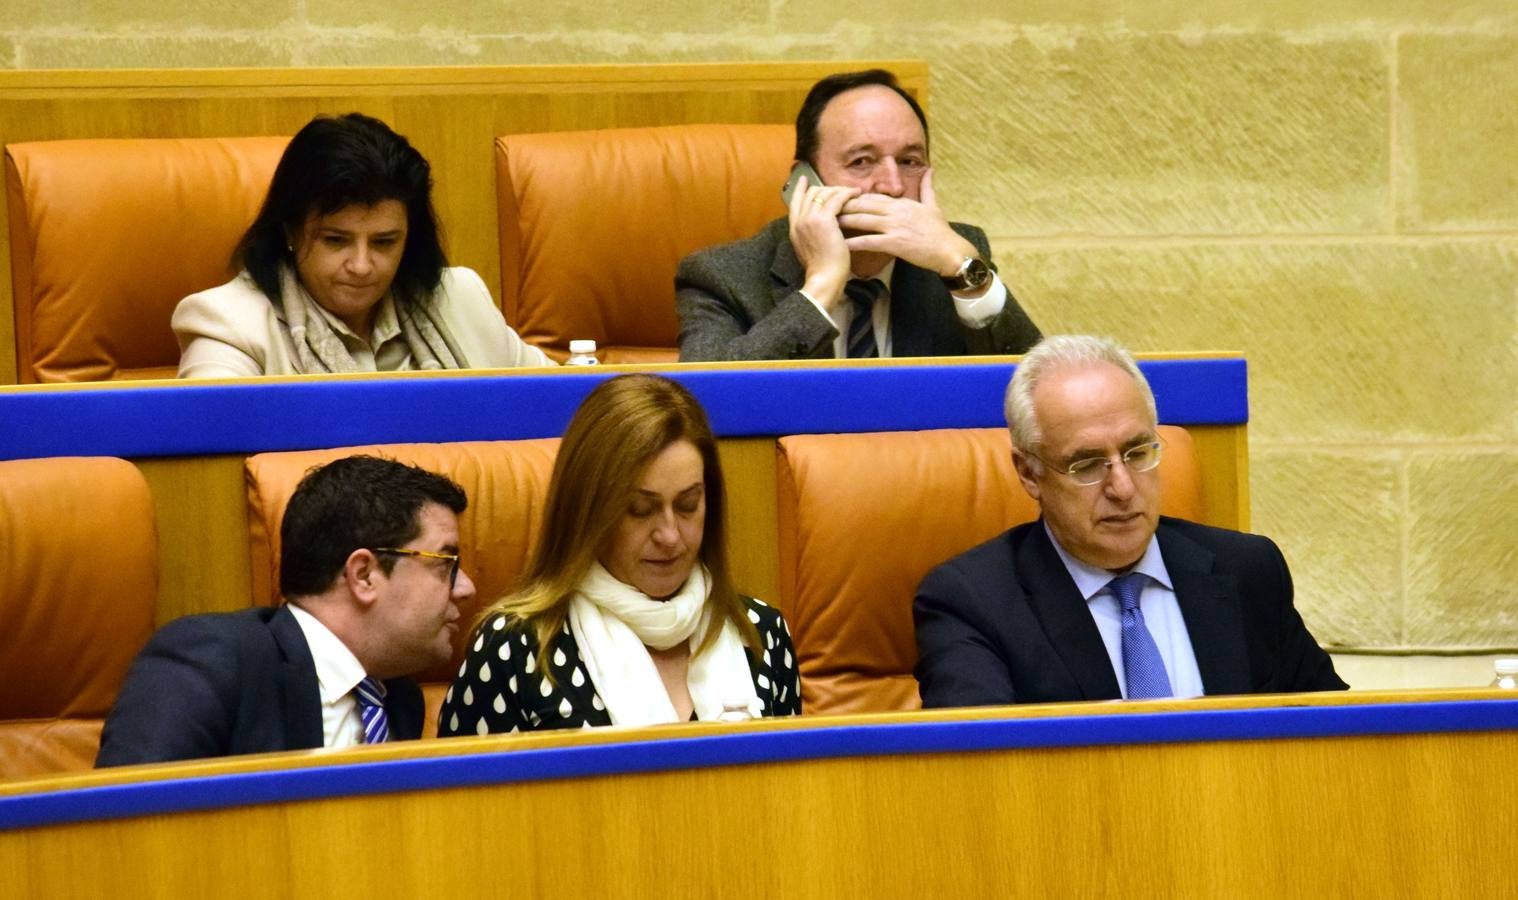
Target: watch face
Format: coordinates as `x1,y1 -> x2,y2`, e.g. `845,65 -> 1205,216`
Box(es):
965,258 -> 991,288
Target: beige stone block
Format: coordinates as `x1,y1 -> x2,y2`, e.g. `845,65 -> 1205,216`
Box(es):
1404,452 -> 1518,646
1250,449 -> 1403,648
997,240 -> 1518,443
774,0 -> 1518,30
916,32 -> 1390,236
18,34 -> 295,68
1397,34 -> 1518,230
0,1 -> 288,29
290,32 -> 838,68
305,0 -> 765,34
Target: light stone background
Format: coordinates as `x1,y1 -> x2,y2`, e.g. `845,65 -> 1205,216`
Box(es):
3,2 -> 1515,688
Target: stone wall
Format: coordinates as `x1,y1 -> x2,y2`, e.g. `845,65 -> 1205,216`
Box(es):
3,3 -> 1514,660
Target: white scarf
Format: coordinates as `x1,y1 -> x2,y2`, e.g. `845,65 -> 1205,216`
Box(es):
567,562 -> 762,726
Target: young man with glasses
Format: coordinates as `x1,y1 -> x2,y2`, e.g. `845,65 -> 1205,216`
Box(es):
98,456 -> 475,766
913,335 -> 1346,708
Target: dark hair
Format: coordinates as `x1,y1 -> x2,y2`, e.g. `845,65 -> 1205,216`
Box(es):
235,112 -> 448,309
794,69 -> 930,167
280,455 -> 467,599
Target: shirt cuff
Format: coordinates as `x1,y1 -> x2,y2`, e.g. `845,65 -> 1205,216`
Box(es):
951,273 -> 1007,327
797,288 -> 834,323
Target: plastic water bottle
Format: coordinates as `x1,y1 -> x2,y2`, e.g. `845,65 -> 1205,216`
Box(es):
565,339 -> 599,366
1491,658 -> 1518,689
717,700 -> 753,722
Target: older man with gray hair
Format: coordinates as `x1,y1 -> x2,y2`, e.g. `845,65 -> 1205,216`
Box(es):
914,334 -> 1346,707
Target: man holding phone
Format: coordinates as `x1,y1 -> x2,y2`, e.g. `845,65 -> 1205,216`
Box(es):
676,69 -> 1041,361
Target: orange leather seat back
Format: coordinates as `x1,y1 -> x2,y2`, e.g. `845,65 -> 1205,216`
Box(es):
244,440 -> 560,735
4,136 -> 288,382
0,457 -> 157,776
496,123 -> 793,363
775,426 -> 1203,715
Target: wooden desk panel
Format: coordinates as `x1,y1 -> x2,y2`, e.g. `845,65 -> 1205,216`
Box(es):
2,690 -> 1513,897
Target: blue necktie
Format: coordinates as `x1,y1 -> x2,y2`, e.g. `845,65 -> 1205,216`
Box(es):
355,676 -> 390,744
844,278 -> 883,359
1108,573 -> 1173,699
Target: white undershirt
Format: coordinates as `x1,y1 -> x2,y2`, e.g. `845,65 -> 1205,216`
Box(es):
1044,523 -> 1205,699
287,603 -> 370,748
800,259 -> 1009,358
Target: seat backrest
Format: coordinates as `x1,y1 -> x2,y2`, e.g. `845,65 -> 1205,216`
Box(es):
0,457 -> 158,776
775,426 -> 1203,716
244,440 -> 560,735
496,123 -> 793,363
4,136 -> 288,383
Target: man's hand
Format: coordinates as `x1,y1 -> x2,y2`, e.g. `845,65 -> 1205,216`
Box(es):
837,168 -> 979,278
787,174 -> 860,313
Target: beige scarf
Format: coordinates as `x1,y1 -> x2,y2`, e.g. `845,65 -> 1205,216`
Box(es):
277,266 -> 469,373
567,562 -> 762,726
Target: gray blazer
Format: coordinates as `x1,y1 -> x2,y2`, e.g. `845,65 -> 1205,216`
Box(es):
676,217 -> 1041,361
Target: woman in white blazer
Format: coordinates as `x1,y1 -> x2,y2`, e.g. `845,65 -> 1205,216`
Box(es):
173,113 -> 550,378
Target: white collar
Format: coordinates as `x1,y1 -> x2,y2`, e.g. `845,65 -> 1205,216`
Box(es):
287,603 -> 369,703
1043,520 -> 1174,601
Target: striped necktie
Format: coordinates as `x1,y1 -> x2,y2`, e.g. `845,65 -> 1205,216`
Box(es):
355,676 -> 390,744
844,278 -> 884,359
1108,573 -> 1173,699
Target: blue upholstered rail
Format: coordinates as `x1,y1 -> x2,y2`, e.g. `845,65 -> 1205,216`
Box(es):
0,697 -> 1512,832
0,358 -> 1246,461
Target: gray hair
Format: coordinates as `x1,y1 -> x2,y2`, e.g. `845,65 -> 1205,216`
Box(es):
1003,334 -> 1158,453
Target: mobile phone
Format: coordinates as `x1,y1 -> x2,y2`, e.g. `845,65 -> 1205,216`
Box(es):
781,161 -> 824,206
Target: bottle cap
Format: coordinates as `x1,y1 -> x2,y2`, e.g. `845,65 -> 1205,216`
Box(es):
568,339 -> 597,354
1495,658 -> 1518,676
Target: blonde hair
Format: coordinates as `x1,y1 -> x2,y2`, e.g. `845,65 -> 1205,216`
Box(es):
475,374 -> 759,669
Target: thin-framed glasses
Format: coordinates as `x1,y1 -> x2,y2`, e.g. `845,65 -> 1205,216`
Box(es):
372,547 -> 461,589
1033,440 -> 1163,486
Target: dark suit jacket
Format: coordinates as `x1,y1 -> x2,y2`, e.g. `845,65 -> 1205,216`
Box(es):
913,517 -> 1347,707
676,217 -> 1041,361
96,604 -> 424,767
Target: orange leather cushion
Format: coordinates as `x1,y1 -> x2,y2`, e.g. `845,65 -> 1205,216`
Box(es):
775,426 -> 1202,716
496,123 -> 793,361
244,440 -> 560,684
0,720 -> 105,779
5,136 -> 288,383
0,456 -> 157,719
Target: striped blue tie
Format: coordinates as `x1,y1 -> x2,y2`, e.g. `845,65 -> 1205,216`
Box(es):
844,278 -> 883,359
1108,573 -> 1173,700
355,676 -> 390,744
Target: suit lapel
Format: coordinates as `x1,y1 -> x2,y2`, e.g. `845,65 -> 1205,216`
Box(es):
383,678 -> 425,740
269,604 -> 326,749
1157,523 -> 1253,696
888,262 -> 938,358
769,226 -> 806,305
1020,525 -> 1123,700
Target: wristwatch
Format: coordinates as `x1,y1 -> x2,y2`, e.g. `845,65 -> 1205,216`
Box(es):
942,256 -> 991,292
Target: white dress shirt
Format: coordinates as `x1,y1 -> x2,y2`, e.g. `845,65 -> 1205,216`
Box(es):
287,603 -> 371,748
800,259 -> 1009,358
1044,523 -> 1205,699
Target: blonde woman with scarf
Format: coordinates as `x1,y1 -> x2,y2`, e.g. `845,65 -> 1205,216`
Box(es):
439,374 -> 801,734
173,113 -> 550,378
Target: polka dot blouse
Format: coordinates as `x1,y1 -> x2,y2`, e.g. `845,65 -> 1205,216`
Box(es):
438,596 -> 802,736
